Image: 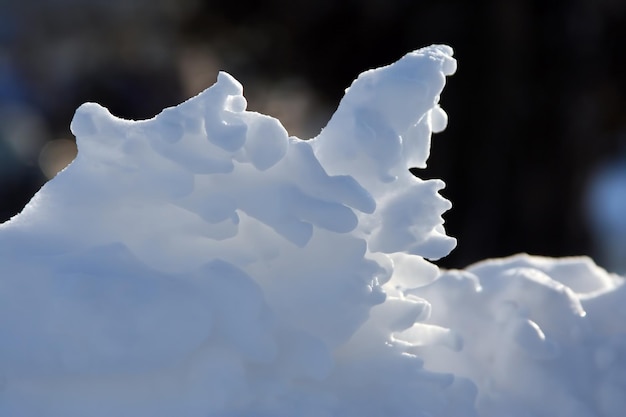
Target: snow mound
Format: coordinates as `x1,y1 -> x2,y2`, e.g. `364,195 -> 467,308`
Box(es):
0,45 -> 461,417
1,43 -> 624,417
410,253 -> 626,417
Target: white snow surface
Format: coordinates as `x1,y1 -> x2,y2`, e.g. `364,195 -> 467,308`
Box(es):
0,45 -> 624,417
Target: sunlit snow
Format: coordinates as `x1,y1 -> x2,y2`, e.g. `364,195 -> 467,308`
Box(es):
0,45 -> 624,417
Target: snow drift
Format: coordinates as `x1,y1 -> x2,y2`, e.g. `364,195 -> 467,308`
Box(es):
0,44 -> 624,417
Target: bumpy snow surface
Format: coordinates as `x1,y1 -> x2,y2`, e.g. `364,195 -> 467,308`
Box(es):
0,45 -> 624,417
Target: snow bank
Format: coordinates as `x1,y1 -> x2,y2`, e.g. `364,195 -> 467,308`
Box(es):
0,44 -> 624,417
0,45 -> 461,417
410,254 -> 626,417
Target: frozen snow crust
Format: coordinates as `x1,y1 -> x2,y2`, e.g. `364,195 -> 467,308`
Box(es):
0,45 -> 624,416
412,254 -> 626,417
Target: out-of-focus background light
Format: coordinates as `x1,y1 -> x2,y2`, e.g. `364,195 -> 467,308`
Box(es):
1,0 -> 625,272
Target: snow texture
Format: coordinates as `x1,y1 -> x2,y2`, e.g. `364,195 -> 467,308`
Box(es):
0,44 -> 624,417
411,254 -> 626,417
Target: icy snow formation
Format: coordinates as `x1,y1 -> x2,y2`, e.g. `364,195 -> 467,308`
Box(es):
410,254 -> 626,417
1,44 -> 625,417
0,45 -> 460,417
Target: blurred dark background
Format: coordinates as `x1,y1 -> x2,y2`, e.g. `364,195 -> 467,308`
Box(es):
1,0 -> 625,272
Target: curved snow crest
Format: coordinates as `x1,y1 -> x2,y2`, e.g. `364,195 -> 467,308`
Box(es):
0,45 -> 462,416
313,44 -> 457,258
410,253 -> 626,417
